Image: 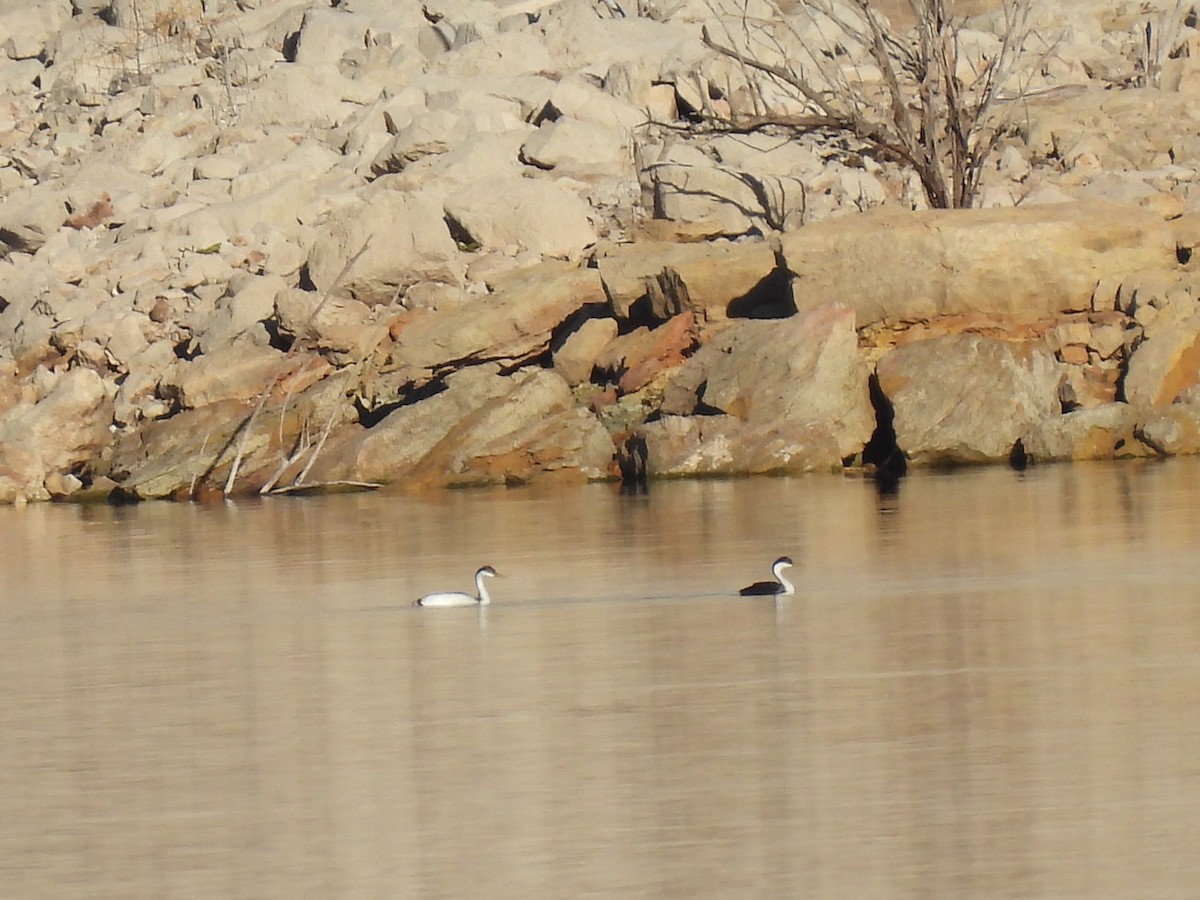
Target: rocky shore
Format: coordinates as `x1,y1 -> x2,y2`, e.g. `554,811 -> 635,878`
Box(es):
3,0 -> 1200,504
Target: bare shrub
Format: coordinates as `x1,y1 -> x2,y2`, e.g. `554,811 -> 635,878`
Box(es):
698,0 -> 1041,209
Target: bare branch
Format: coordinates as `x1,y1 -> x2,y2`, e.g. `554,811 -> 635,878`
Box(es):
696,0 -> 1039,209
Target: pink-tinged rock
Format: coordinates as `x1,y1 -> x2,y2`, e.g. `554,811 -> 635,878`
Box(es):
594,313 -> 698,394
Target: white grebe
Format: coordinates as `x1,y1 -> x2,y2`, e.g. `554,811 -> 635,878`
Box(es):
415,566 -> 498,607
739,556 -> 795,596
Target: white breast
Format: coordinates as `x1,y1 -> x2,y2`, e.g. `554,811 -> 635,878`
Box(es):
415,591 -> 478,608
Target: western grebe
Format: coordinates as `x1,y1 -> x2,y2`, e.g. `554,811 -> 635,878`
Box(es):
415,566 -> 498,607
739,556 -> 795,596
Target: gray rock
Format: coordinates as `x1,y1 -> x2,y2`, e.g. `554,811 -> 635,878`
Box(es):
306,188 -> 462,305
444,177 -> 596,259
877,334 -> 1064,465
0,185 -> 68,253
1020,403 -> 1141,462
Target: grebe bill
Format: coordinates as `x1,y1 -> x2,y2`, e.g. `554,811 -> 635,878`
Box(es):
739,556 -> 795,596
415,566 -> 498,607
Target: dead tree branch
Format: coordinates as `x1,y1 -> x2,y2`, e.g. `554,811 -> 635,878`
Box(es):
700,0 -> 1040,209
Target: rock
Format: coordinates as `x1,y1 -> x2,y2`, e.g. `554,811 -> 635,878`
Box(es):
369,110 -> 474,176
0,0 -> 71,61
642,304 -> 874,474
1137,403 -> 1200,456
193,272 -> 285,353
0,367 -> 111,503
641,414 -> 849,477
519,117 -> 631,175
780,202 -> 1181,326
108,399 -> 254,500
386,261 -> 607,378
552,315 -> 619,386
647,161 -> 761,237
159,341 -> 328,411
594,238 -> 781,327
1020,403 -> 1141,462
306,189 -> 462,304
594,312 -> 697,394
1122,294 -> 1200,407
443,177 -> 597,259
0,184 -> 68,253
326,364 -> 513,484
877,334 -> 1064,465
293,5 -> 376,66
238,64 -> 359,128
408,368 -> 613,487
536,75 -> 648,133
274,287 -> 389,364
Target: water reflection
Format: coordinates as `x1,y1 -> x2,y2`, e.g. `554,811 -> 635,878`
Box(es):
2,461 -> 1200,896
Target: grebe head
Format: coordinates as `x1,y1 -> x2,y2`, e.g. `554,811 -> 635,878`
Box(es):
772,556 -> 794,574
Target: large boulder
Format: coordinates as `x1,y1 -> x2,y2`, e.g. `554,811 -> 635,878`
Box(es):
416,368 -> 613,487
329,366 -> 613,488
643,304 -> 874,475
0,367 -> 112,503
780,202 -> 1181,326
877,334 -> 1064,465
1122,291 -> 1200,408
443,177 -> 597,259
1020,403 -> 1142,462
306,189 -> 462,304
385,262 -> 608,379
593,238 -> 782,327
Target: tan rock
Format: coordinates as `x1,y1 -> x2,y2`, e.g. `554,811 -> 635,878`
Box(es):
593,239 -> 780,326
780,202 -> 1180,326
387,262 -> 608,376
1020,403 -> 1140,462
1138,404 -> 1200,456
0,367 -> 112,503
1123,300 -> 1200,407
552,316 -> 619,386
405,368 -> 613,487
877,334 -> 1063,465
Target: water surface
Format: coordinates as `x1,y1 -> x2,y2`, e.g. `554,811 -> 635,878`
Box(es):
2,462 -> 1200,897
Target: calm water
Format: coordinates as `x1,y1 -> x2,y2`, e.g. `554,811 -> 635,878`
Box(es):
2,461 -> 1200,897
